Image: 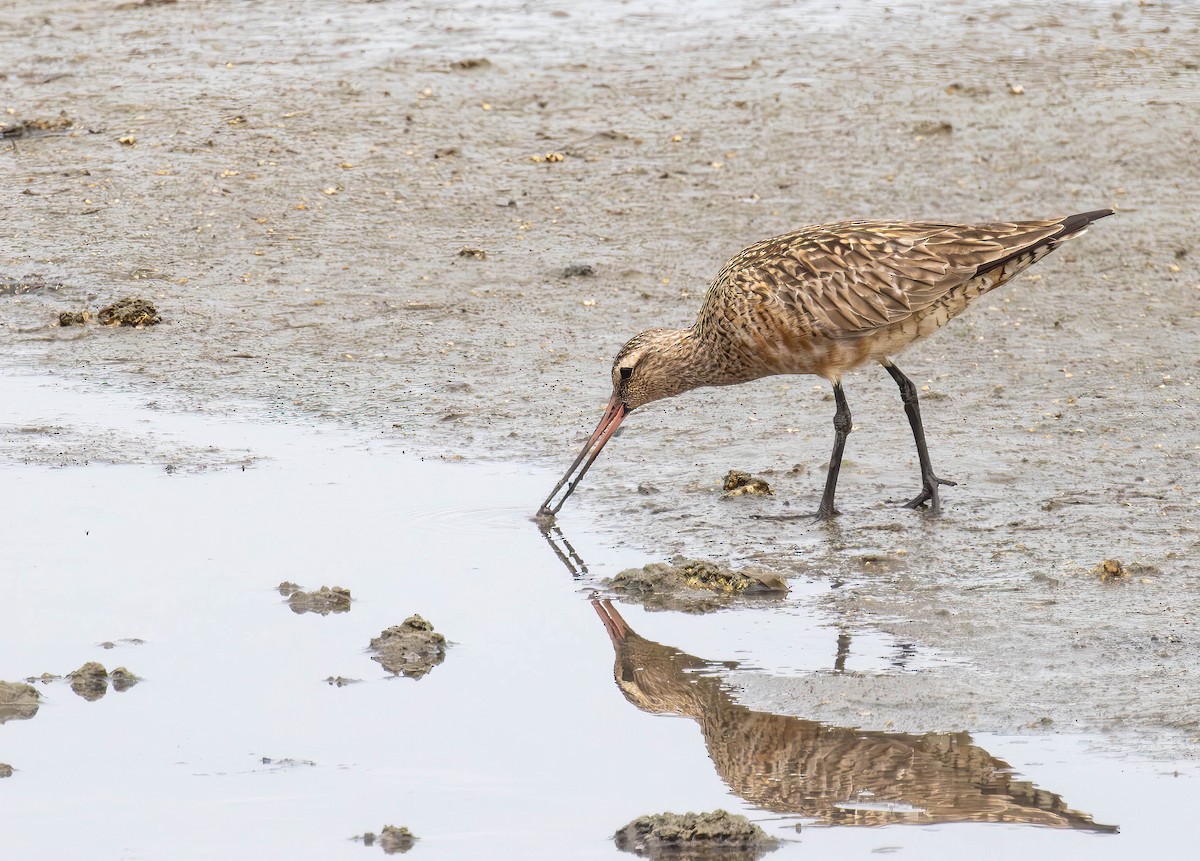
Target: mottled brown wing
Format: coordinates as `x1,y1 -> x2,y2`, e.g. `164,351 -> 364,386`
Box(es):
705,219 -> 1069,338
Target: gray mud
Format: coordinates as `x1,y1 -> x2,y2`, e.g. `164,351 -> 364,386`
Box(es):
368,616 -> 447,679
605,559 -> 788,613
0,0 -> 1197,792
615,810 -> 778,860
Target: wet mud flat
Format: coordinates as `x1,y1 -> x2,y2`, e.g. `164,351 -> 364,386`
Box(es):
1,0 -> 1199,857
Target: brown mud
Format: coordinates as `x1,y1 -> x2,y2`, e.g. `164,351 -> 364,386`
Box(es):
1,0 -> 1198,754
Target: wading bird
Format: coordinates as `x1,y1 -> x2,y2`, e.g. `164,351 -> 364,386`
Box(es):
538,210 -> 1112,519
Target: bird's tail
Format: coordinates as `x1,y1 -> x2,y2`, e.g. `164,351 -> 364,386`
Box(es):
975,209 -> 1113,281
1056,208 -> 1115,240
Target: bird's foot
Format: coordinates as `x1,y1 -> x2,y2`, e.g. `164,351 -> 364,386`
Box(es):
903,475 -> 957,511
813,505 -> 841,521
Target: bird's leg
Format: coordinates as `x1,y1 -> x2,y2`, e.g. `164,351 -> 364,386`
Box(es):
815,381 -> 852,519
883,361 -> 956,511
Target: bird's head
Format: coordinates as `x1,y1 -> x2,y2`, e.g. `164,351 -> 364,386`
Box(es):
536,326 -> 698,517
610,327 -> 698,411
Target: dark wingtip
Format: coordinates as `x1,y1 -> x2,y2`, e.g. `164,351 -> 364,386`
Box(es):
1059,208 -> 1114,236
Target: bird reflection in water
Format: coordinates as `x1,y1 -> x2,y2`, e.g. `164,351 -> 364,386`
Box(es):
591,598 -> 1116,832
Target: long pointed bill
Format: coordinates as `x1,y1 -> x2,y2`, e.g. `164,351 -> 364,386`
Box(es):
591,598 -> 630,644
536,393 -> 627,517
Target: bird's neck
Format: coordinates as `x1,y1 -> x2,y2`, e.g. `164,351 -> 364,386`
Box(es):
672,323 -> 767,391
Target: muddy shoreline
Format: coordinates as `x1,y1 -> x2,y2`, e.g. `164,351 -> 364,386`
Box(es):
2,0 -> 1198,754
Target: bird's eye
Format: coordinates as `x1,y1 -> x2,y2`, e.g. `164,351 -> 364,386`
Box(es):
619,367 -> 633,380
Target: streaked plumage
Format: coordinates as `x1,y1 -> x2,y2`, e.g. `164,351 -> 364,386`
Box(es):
538,209 -> 1112,519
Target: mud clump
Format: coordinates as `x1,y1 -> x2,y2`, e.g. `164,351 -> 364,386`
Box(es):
58,310 -> 92,326
561,263 -> 595,277
286,585 -> 352,615
359,825 -> 417,853
65,662 -> 140,700
449,57 -> 491,71
110,667 -> 140,692
615,810 -> 778,860
369,616 -> 447,679
1092,559 -> 1161,582
0,681 -> 40,724
458,247 -> 488,259
97,297 -> 161,327
605,558 -> 787,613
67,662 -> 110,701
0,115 -> 73,138
722,470 -> 773,497
0,274 -> 65,296
380,825 -> 417,854
0,763 -> 12,778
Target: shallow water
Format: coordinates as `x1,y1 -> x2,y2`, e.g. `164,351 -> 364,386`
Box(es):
0,372 -> 1195,859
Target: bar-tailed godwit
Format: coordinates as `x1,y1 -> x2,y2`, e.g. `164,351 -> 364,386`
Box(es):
539,210 -> 1112,519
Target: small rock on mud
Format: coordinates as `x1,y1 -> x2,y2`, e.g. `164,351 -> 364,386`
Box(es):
97,297 -> 161,327
369,615 -> 447,678
604,558 -> 788,613
0,763 -> 12,778
722,470 -> 773,497
614,810 -> 778,860
1092,559 -> 1161,581
0,682 -> 40,724
287,585 -> 352,615
561,263 -> 595,277
458,247 -> 487,259
67,662 -> 110,701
